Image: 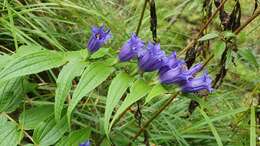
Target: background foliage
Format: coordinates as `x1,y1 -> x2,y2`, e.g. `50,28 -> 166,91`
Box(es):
0,0 -> 259,146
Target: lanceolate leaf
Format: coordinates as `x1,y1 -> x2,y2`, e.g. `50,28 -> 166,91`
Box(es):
67,63 -> 114,123
56,128 -> 91,146
55,61 -> 87,121
225,48 -> 233,69
198,32 -> 219,41
0,50 -> 66,82
90,47 -> 110,59
0,77 -> 24,112
33,116 -> 68,146
15,45 -> 44,57
104,72 -> 134,135
212,41 -> 226,59
0,115 -> 22,146
109,80 -> 150,131
145,84 -> 167,104
0,54 -> 12,70
19,105 -> 54,130
65,49 -> 88,62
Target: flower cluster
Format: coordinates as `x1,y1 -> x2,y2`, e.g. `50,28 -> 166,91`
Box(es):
117,33 -> 213,93
86,25 -> 212,93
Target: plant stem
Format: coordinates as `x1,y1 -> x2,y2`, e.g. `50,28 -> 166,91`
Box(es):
136,0 -> 149,36
128,92 -> 180,146
234,8 -> 260,35
179,0 -> 229,56
201,54 -> 214,72
128,1 -> 148,142
110,106 -> 131,130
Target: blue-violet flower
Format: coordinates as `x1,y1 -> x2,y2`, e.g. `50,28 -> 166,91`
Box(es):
159,51 -> 182,74
79,140 -> 91,146
138,42 -> 166,72
181,72 -> 213,93
87,25 -> 111,53
119,33 -> 145,62
159,52 -> 202,85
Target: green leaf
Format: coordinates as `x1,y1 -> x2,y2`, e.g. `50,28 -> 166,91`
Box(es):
109,80 -> 150,131
0,115 -> 22,146
104,72 -> 134,135
100,137 -> 111,146
238,48 -> 259,69
56,128 -> 91,146
199,108 -> 223,146
15,45 -> 44,57
90,47 -> 110,59
198,32 -> 219,41
184,107 -> 248,132
0,54 -> 12,70
67,63 -> 114,123
0,77 -> 24,112
225,49 -> 233,69
145,84 -> 167,104
223,31 -> 236,39
24,144 -> 34,146
19,105 -> 54,130
102,57 -> 118,66
212,41 -> 226,59
0,50 -> 66,82
237,32 -> 247,44
250,106 -> 256,146
33,116 -> 68,146
55,61 -> 87,121
65,50 -> 88,62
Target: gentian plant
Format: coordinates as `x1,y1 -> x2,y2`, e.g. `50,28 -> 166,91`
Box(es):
0,1 -> 257,146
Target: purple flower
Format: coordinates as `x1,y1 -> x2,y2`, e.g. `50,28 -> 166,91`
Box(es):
138,42 -> 166,72
79,140 -> 91,146
159,61 -> 189,84
119,33 -> 145,62
182,72 -> 213,93
159,52 -> 182,74
159,50 -> 203,85
87,25 -> 111,53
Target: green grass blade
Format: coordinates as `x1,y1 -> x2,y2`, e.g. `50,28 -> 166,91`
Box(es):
199,108 -> 223,146
250,106 -> 256,146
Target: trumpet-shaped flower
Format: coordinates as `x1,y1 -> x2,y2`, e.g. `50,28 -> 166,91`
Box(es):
138,42 -> 166,72
87,25 -> 111,53
79,140 -> 91,146
181,72 -> 213,93
159,52 -> 182,74
159,52 -> 202,85
119,33 -> 145,62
